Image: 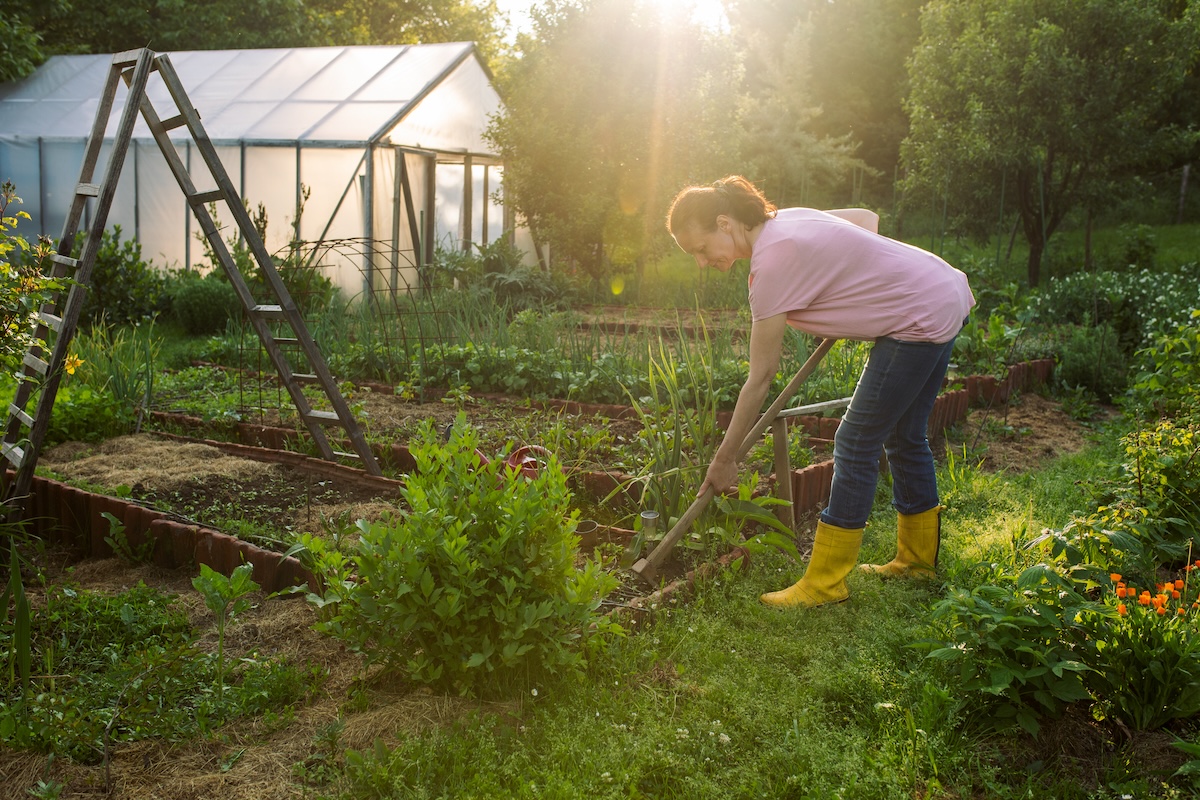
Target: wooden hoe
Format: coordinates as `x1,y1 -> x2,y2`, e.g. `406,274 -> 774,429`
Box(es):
630,338 -> 838,586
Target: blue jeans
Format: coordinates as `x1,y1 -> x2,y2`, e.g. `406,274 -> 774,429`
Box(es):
821,335 -> 958,529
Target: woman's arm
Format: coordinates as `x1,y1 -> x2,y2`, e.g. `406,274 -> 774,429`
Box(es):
700,312 -> 790,496
825,208 -> 879,234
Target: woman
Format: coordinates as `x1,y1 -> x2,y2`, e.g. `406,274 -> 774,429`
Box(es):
667,176 -> 975,609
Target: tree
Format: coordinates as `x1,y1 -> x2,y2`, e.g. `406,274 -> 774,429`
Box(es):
0,9 -> 43,82
1,0 -> 508,71
725,1 -> 873,209
725,0 -> 924,206
903,0 -> 1200,286
487,0 -> 742,280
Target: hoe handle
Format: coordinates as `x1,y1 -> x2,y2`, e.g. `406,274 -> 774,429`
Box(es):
631,338 -> 837,585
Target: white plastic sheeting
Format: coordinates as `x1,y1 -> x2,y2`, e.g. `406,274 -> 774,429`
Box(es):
0,43 -> 518,297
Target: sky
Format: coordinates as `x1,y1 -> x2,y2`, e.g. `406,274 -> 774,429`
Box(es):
493,0 -> 730,41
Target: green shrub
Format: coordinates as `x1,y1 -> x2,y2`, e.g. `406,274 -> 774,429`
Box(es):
918,563 -> 1096,737
76,226 -> 168,327
1113,419 -> 1200,560
1129,314 -> 1200,418
306,415 -> 620,695
0,181 -> 59,372
169,271 -> 241,335
1052,322 -> 1129,402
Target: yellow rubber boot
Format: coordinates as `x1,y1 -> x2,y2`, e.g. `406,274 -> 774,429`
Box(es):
859,505 -> 943,578
760,520 -> 864,609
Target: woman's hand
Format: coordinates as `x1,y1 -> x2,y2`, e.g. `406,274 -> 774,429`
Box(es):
699,455 -> 739,497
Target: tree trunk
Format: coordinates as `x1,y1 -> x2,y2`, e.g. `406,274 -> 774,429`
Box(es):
1180,164 -> 1191,225
1026,238 -> 1043,288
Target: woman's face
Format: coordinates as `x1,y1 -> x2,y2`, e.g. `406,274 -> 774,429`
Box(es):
673,216 -> 743,273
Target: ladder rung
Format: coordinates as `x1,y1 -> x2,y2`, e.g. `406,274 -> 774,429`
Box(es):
22,353 -> 49,376
113,49 -> 145,68
76,183 -> 100,197
49,253 -> 79,269
292,373 -> 318,381
251,304 -> 285,318
274,337 -> 299,345
8,405 -> 34,429
159,114 -> 187,131
188,189 -> 226,206
306,410 -> 343,423
1,442 -> 25,468
332,450 -> 362,460
37,312 -> 62,332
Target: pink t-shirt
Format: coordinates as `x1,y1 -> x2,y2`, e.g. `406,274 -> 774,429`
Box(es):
748,208 -> 975,343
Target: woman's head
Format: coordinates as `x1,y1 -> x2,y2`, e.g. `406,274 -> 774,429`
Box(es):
667,176 -> 776,272
666,175 -> 776,238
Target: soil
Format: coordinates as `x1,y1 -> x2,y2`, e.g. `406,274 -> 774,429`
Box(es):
3,389 -> 1107,799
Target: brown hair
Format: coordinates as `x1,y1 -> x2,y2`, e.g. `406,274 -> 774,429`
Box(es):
666,175 -> 777,236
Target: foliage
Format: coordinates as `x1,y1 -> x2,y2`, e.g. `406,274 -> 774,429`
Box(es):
0,182 -> 58,373
192,562 -> 259,702
6,0 -> 508,69
488,0 -> 742,280
622,336 -> 724,526
195,191 -> 338,316
0,8 -> 43,81
1129,313 -> 1200,418
431,237 -> 569,312
74,226 -> 168,328
42,382 -> 129,444
101,511 -> 155,565
0,580 -> 315,761
1051,322 -> 1128,403
726,0 -> 925,204
918,563 -> 1095,736
71,320 -> 160,430
306,415 -> 620,695
1081,570 -> 1200,731
726,2 -> 872,209
1112,419 -> 1200,560
903,0 -> 1200,286
168,270 -> 241,335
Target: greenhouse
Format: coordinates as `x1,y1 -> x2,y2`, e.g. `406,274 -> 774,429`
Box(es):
0,42 -> 527,297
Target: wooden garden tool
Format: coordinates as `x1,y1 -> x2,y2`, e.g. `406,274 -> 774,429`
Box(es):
630,338 -> 838,586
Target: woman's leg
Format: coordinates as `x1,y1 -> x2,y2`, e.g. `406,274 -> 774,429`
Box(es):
885,338 -> 957,515
822,337 -> 957,529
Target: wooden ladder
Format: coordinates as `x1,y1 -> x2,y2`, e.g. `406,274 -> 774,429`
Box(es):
3,48 -> 381,517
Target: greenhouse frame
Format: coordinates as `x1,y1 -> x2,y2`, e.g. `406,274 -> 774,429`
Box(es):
0,42 -> 528,298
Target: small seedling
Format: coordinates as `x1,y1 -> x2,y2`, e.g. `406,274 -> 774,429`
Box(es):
102,512 -> 154,565
192,563 -> 259,700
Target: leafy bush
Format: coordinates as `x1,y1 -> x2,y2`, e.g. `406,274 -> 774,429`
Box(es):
918,563 -> 1095,736
306,415 -> 620,694
1111,419 -> 1200,561
0,182 -> 59,372
44,383 -> 130,444
169,271 -> 241,335
76,226 -> 168,327
1129,313 -> 1200,418
1051,322 -> 1129,402
1024,266 -> 1200,356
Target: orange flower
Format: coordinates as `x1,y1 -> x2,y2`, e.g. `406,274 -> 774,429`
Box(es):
1139,594 -> 1152,606
1117,587 -> 1127,598
1118,603 -> 1128,616
1110,573 -> 1122,582
1175,579 -> 1185,590
1157,607 -> 1167,616
1173,590 -> 1182,600
1179,608 -> 1187,616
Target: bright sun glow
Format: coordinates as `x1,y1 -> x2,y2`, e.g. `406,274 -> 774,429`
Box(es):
496,0 -> 730,41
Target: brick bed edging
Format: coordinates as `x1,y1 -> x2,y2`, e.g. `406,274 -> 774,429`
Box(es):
18,472 -> 315,594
